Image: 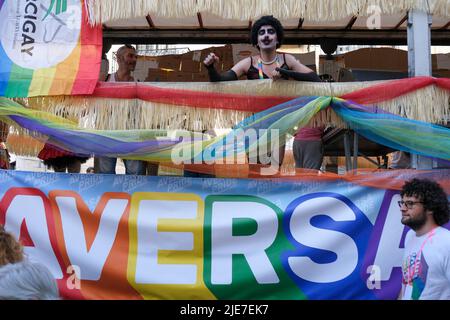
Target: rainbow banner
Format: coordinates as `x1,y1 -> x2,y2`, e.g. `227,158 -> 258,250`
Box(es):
0,0 -> 102,97
1,95 -> 449,165
1,169 -> 449,300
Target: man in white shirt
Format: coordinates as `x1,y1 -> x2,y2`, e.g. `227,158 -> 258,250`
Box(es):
95,45 -> 158,175
398,178 -> 450,300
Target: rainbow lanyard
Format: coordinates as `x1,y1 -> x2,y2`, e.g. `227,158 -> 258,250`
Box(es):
404,227 -> 436,284
257,55 -> 280,79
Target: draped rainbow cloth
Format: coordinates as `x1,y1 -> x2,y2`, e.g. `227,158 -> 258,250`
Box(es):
0,92 -> 449,163
331,98 -> 450,161
0,0 -> 102,97
22,77 -> 450,136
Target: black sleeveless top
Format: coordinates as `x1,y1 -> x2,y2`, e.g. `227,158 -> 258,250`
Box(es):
246,53 -> 290,80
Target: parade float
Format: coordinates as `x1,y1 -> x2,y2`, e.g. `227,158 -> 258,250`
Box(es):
0,0 -> 449,299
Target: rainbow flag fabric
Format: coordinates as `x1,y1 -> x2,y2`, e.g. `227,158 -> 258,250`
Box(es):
0,0 -> 102,97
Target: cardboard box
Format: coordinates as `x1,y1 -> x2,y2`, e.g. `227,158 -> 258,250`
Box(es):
220,61 -> 234,72
165,71 -> 195,82
144,69 -> 160,82
433,53 -> 450,71
192,51 -> 202,62
221,44 -> 233,60
157,70 -> 176,82
344,47 -> 408,72
232,44 -> 259,65
200,45 -> 229,62
434,69 -> 450,78
181,51 -> 194,61
180,59 -> 201,73
158,56 -> 181,71
288,51 -> 315,65
192,72 -> 209,82
135,56 -> 160,81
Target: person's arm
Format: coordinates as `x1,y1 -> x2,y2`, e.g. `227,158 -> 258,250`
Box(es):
205,64 -> 238,82
276,54 -> 322,82
203,53 -> 248,82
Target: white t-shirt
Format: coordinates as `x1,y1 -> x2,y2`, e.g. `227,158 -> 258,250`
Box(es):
401,226 -> 450,300
107,72 -> 134,82
107,72 -> 116,82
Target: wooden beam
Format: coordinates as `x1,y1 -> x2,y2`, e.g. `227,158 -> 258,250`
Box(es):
103,28 -> 450,46
345,16 -> 358,30
298,18 -> 304,29
145,15 -> 155,28
393,14 -> 408,30
440,20 -> 450,30
197,12 -> 204,29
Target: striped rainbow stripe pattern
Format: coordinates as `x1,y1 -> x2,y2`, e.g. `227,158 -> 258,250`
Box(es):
0,0 -> 102,98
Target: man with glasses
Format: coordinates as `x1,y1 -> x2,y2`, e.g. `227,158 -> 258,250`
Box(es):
398,178 -> 450,300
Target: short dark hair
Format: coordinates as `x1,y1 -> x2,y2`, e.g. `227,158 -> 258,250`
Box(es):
401,178 -> 450,226
251,15 -> 284,49
116,44 -> 136,59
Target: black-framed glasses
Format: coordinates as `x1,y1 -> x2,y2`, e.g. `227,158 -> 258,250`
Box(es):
397,200 -> 423,209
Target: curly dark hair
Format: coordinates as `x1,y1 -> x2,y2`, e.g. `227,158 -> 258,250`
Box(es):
251,15 -> 284,49
0,225 -> 24,266
400,178 -> 450,226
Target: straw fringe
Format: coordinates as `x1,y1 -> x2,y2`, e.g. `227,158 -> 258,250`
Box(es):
25,80 -> 449,132
86,0 -> 447,25
6,79 -> 450,156
431,0 -> 450,17
147,79 -> 375,96
86,0 -> 198,25
29,96 -> 252,131
375,85 -> 450,124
